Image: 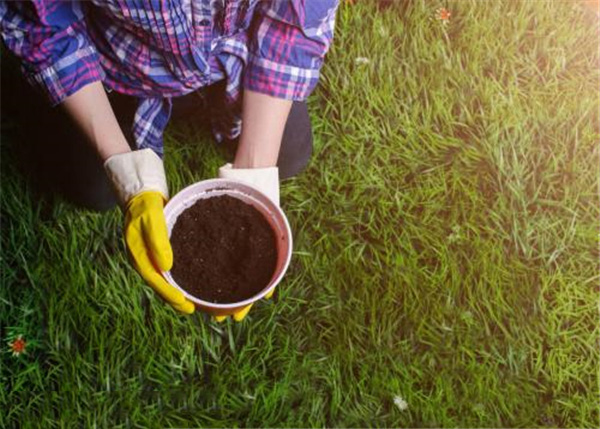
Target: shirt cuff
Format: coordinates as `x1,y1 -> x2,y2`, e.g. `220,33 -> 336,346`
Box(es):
243,54 -> 322,101
26,44 -> 105,106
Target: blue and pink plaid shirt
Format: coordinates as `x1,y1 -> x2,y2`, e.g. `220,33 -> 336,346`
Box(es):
0,0 -> 339,154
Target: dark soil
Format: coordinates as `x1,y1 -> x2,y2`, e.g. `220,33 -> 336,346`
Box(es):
170,195 -> 277,303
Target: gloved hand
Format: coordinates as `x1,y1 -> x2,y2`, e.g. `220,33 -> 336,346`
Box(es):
218,163 -> 280,206
216,163 -> 280,321
105,149 -> 194,314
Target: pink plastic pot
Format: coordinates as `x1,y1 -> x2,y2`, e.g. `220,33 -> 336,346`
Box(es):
162,179 -> 293,316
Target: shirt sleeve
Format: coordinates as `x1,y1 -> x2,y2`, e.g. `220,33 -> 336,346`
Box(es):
244,0 -> 339,101
0,1 -> 104,106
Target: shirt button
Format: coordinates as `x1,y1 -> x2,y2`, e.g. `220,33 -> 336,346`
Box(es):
199,19 -> 210,27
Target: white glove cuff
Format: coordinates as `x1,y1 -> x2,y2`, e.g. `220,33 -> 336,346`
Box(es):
218,163 -> 280,206
104,148 -> 169,205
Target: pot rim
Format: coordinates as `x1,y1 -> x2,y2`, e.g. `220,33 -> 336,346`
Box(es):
162,178 -> 293,309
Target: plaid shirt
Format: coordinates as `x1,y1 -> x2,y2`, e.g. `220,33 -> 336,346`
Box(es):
0,0 -> 338,154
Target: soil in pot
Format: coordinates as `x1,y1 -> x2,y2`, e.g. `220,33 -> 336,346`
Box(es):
170,195 -> 277,303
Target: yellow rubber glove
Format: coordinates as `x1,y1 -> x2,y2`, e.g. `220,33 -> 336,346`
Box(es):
215,163 -> 280,322
105,149 -> 194,315
125,191 -> 195,314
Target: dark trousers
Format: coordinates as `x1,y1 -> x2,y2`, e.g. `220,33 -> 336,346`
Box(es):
1,56 -> 313,211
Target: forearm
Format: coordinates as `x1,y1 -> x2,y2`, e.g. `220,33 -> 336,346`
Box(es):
234,90 -> 292,169
61,81 -> 131,161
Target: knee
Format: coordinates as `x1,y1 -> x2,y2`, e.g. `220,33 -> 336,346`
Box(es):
277,101 -> 313,179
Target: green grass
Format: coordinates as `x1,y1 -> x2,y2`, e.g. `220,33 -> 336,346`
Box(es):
1,1 -> 599,427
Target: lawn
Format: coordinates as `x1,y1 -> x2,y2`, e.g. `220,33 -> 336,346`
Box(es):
1,1 -> 599,427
